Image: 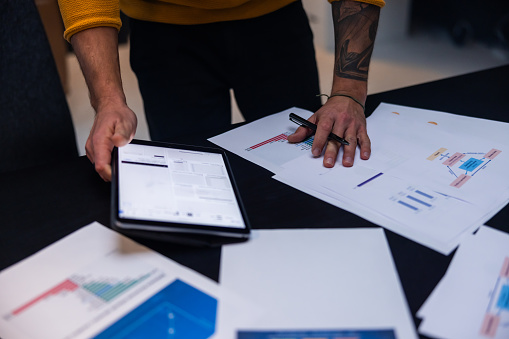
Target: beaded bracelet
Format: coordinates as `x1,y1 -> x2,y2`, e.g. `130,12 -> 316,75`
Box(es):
317,93 -> 365,112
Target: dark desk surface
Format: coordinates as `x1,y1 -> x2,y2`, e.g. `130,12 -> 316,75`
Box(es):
1,65 -> 508,339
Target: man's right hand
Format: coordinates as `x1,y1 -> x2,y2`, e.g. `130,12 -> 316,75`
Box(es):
70,27 -> 133,181
85,102 -> 137,181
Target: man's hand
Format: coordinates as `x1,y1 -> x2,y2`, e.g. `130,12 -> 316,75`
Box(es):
85,102 -> 137,181
288,0 -> 380,168
70,27 -> 134,181
287,95 -> 370,167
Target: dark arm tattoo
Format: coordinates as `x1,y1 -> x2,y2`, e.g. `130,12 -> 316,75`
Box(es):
332,1 -> 380,81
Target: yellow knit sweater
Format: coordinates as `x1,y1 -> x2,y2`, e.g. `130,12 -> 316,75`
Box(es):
58,0 -> 385,42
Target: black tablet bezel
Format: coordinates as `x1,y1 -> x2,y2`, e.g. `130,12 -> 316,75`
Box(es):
111,139 -> 250,241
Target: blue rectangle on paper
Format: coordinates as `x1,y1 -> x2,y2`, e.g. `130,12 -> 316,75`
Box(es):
415,190 -> 433,199
238,329 -> 396,339
398,200 -> 418,211
497,285 -> 509,310
94,279 -> 217,339
459,158 -> 483,171
407,195 -> 432,207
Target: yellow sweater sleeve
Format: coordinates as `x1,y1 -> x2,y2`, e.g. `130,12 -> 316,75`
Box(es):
329,0 -> 385,7
58,0 -> 385,42
57,0 -> 122,42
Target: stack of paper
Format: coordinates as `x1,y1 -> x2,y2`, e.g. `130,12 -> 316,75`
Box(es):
418,225 -> 509,339
209,103 -> 509,254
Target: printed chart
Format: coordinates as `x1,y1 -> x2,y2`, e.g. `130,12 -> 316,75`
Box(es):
245,132 -> 314,166
245,132 -> 313,152
389,186 -> 437,214
4,271 -> 153,318
480,257 -> 509,338
355,173 -> 438,215
0,224 -> 232,339
237,329 -> 396,339
95,279 -> 217,339
2,252 -> 165,339
427,147 -> 502,189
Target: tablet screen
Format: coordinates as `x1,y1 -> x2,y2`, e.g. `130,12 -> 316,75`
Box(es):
116,142 -> 247,230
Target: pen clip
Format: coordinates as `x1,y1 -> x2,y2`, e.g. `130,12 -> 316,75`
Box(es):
289,116 -> 300,125
289,112 -> 349,146
289,113 -> 315,131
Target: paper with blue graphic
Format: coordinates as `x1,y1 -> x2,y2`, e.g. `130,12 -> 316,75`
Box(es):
94,279 -> 217,339
0,222 -> 252,339
277,103 -> 509,254
418,225 -> 509,339
238,329 -> 396,339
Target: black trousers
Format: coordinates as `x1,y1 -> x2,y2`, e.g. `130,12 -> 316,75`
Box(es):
129,0 -> 322,141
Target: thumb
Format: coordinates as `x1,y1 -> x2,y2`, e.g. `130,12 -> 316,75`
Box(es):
111,124 -> 136,147
287,126 -> 312,143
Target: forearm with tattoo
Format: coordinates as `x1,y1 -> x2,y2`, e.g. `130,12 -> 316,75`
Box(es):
332,1 -> 380,82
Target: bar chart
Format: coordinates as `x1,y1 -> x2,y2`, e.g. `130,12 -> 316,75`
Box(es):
245,132 -> 313,152
244,132 -> 314,166
74,272 -> 152,303
393,187 -> 436,213
5,268 -> 156,320
2,251 -> 164,339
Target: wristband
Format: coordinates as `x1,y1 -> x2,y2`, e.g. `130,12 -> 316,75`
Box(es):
317,93 -> 365,112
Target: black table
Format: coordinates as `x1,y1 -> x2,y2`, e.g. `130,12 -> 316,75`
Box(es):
1,65 -> 508,339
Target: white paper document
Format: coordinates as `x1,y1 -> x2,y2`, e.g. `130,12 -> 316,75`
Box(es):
220,228 -> 418,339
0,222 -> 254,339
209,107 -> 314,173
209,104 -> 509,254
417,225 -> 509,339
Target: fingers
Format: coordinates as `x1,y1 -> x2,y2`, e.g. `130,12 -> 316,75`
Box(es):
312,115 -> 335,157
85,107 -> 137,182
340,133 -> 357,167
310,97 -> 370,168
322,127 -> 356,168
287,120 -> 316,143
85,124 -> 115,182
323,140 -> 340,167
357,130 -> 371,161
92,133 -> 115,182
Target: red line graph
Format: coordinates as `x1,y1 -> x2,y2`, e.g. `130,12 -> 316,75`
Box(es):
11,279 -> 79,316
246,133 -> 288,151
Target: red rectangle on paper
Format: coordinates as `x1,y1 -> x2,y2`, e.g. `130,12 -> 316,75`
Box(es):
500,257 -> 509,278
480,313 -> 500,337
485,149 -> 502,160
443,152 -> 465,166
450,174 -> 471,188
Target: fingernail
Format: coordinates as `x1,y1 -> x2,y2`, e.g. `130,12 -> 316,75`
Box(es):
325,157 -> 334,166
363,152 -> 370,158
345,157 -> 353,164
312,148 -> 320,156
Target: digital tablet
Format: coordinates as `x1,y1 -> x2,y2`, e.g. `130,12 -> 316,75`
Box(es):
111,140 -> 250,243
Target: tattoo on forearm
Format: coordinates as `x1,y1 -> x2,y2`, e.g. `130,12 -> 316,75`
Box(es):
332,1 -> 380,81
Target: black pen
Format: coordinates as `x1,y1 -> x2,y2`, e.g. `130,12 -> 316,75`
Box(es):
289,113 -> 350,146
